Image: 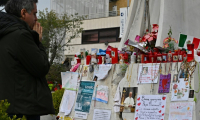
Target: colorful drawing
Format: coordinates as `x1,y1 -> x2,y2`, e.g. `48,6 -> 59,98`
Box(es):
168,102 -> 194,120
158,74 -> 171,93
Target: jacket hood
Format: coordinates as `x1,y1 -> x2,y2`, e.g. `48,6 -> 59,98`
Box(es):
0,12 -> 30,39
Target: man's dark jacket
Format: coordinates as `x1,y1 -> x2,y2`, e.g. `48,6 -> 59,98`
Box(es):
0,12 -> 55,115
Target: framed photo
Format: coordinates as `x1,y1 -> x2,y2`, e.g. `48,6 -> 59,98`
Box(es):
189,90 -> 194,98
173,55 -> 178,62
93,76 -> 98,81
120,87 -> 138,113
157,56 -> 162,62
172,74 -> 178,83
178,64 -> 189,81
142,67 -> 148,75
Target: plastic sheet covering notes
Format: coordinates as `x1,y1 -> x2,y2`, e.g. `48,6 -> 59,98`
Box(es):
92,109 -> 111,120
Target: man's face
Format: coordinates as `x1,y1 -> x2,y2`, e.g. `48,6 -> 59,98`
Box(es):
129,92 -> 132,97
23,3 -> 38,30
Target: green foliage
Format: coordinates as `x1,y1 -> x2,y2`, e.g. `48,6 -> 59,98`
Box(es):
37,9 -> 85,66
46,63 -> 66,84
0,100 -> 26,120
52,89 -> 65,115
0,0 -> 9,7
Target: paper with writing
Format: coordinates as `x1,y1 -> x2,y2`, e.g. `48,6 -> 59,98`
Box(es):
137,64 -> 160,83
61,72 -> 78,91
134,95 -> 167,120
168,102 -> 194,120
59,90 -> 76,115
92,109 -> 111,120
74,111 -> 88,119
93,64 -> 112,80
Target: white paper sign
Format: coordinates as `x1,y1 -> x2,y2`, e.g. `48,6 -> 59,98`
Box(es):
74,111 -> 88,119
134,95 -> 167,120
92,109 -> 111,120
93,64 -> 112,80
168,102 -> 194,120
119,7 -> 128,38
137,64 -> 160,83
61,72 -> 78,91
59,90 -> 76,115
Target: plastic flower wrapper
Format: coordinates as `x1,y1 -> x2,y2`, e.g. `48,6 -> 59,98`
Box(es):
135,35 -> 141,42
124,39 -> 129,45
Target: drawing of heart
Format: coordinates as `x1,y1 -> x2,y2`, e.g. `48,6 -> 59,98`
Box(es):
159,110 -> 161,113
162,96 -> 166,100
136,109 -> 138,112
137,103 -> 141,106
162,105 -> 164,108
162,113 -> 164,116
162,79 -> 168,89
137,97 -> 140,101
135,117 -> 138,120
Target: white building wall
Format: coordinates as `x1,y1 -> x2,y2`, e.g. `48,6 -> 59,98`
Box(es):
64,16 -> 120,55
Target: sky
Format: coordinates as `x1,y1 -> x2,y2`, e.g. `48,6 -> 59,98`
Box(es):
0,0 -> 50,12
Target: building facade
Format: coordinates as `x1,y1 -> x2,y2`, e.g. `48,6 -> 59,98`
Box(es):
50,0 -> 131,62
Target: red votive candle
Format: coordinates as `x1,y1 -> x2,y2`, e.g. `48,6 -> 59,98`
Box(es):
111,48 -> 118,64
187,44 -> 194,62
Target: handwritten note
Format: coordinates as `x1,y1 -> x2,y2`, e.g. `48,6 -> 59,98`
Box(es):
92,109 -> 111,120
93,64 -> 112,80
158,74 -> 171,93
61,72 -> 78,91
168,102 -> 194,120
134,95 -> 167,120
137,64 -> 160,83
59,90 -> 76,115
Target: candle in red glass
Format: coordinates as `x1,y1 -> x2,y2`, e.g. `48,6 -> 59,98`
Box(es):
76,58 -> 81,64
162,53 -> 167,62
111,48 -> 118,64
157,53 -> 162,63
141,54 -> 145,63
98,56 -> 102,64
144,55 -> 148,63
183,51 -> 187,61
106,51 -> 111,58
178,51 -> 183,62
197,49 -> 200,56
149,51 -> 155,63
187,44 -> 194,62
178,50 -> 182,62
167,51 -> 172,62
172,51 -> 178,62
124,53 -> 129,63
86,55 -> 91,65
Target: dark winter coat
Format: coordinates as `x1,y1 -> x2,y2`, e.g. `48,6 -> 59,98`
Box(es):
0,12 -> 55,115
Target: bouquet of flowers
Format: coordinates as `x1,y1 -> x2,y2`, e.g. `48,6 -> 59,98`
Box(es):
163,27 -> 178,52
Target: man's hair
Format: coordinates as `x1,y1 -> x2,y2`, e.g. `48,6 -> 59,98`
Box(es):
5,0 -> 38,17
